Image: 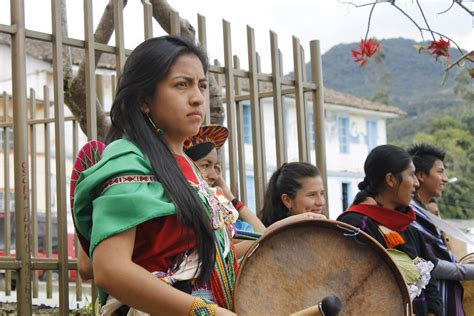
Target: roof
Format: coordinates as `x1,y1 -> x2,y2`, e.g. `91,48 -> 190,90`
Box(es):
237,78 -> 406,116
323,87 -> 406,116
0,33 -> 116,69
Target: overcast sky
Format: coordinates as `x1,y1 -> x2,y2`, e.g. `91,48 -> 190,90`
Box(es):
0,0 -> 472,72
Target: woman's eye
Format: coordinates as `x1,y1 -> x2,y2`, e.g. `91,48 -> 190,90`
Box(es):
176,82 -> 187,88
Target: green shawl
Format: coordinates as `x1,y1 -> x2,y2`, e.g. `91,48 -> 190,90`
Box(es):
73,139 -> 176,257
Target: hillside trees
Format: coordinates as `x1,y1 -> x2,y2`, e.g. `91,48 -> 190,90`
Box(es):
411,69 -> 474,219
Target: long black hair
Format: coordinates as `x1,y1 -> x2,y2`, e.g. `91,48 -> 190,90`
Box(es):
106,35 -> 214,282
259,162 -> 321,226
353,144 -> 412,205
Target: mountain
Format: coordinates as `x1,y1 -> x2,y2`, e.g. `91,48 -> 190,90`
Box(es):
312,38 -> 468,142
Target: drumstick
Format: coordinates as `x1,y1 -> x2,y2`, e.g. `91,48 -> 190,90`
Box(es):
290,295 -> 342,316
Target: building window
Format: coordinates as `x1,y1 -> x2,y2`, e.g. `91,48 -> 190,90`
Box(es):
342,182 -> 351,211
245,175 -> 256,211
338,116 -> 349,154
0,128 -> 14,150
308,112 -> 315,150
243,104 -> 252,144
366,119 -> 378,151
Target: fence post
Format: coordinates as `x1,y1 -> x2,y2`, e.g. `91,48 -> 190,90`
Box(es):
51,0 -> 70,313
10,0 -> 32,313
310,40 -> 329,217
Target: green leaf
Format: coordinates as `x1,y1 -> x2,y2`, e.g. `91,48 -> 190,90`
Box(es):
387,249 -> 420,284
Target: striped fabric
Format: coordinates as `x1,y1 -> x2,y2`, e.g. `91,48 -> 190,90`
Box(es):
183,125 -> 229,151
410,199 -> 465,316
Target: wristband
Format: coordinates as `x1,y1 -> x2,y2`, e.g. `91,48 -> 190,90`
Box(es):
231,198 -> 245,212
188,297 -> 217,316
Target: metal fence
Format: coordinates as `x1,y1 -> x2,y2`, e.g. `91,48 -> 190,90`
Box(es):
0,0 -> 326,314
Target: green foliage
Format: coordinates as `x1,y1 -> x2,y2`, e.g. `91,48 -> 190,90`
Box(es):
320,39 -> 473,218
412,116 -> 474,219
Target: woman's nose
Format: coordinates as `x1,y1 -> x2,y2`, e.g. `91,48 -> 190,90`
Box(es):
190,86 -> 205,106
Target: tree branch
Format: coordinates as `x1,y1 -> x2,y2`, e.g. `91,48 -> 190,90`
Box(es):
148,0 -> 195,36
339,0 -> 378,8
437,0 -> 455,15
364,3 -> 377,40
455,0 -> 474,16
445,50 -> 473,72
416,0 -> 436,41
391,2 -> 425,41
65,0 -> 128,139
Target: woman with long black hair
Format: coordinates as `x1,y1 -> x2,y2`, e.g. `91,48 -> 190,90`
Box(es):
73,35 -> 237,315
337,144 -> 443,315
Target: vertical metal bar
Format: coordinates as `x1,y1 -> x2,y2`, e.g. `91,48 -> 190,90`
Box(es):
52,0 -> 70,312
11,0 -> 32,312
255,52 -> 267,187
292,36 -> 308,162
170,10 -> 180,35
300,45 -> 311,159
114,0 -> 125,79
84,0 -> 97,140
111,75 -> 116,98
222,20 -> 238,195
143,0 -> 153,40
310,40 -> 329,217
72,119 -> 82,301
270,31 -> 286,167
30,89 -> 39,298
247,26 -> 264,211
96,75 -> 104,109
198,14 -> 211,126
233,56 -> 247,203
2,92 -> 12,297
44,85 -> 53,298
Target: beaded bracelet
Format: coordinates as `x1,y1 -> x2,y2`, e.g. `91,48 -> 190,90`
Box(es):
188,297 -> 218,316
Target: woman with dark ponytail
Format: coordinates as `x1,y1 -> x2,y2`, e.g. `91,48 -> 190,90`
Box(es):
259,162 -> 326,226
73,35 -> 237,315
337,145 -> 443,315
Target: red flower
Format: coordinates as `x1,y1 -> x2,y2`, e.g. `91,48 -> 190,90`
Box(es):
427,37 -> 450,60
352,38 -> 380,67
469,68 -> 474,79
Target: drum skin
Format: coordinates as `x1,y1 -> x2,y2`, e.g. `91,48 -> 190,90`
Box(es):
460,253 -> 474,315
233,219 -> 411,316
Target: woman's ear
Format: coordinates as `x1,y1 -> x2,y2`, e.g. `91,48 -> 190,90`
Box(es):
280,193 -> 292,210
385,172 -> 398,189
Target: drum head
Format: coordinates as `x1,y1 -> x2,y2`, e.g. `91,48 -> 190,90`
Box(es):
234,219 -> 411,316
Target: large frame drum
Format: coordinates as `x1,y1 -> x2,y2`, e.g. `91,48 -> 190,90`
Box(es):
233,218 -> 412,315
460,253 -> 474,315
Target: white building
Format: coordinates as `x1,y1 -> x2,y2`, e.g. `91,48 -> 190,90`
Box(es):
232,86 -> 406,219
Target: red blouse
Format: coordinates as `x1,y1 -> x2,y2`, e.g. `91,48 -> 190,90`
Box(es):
131,154 -> 200,273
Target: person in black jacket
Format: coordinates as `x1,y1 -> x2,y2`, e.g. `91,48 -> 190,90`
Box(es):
337,144 -> 443,315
